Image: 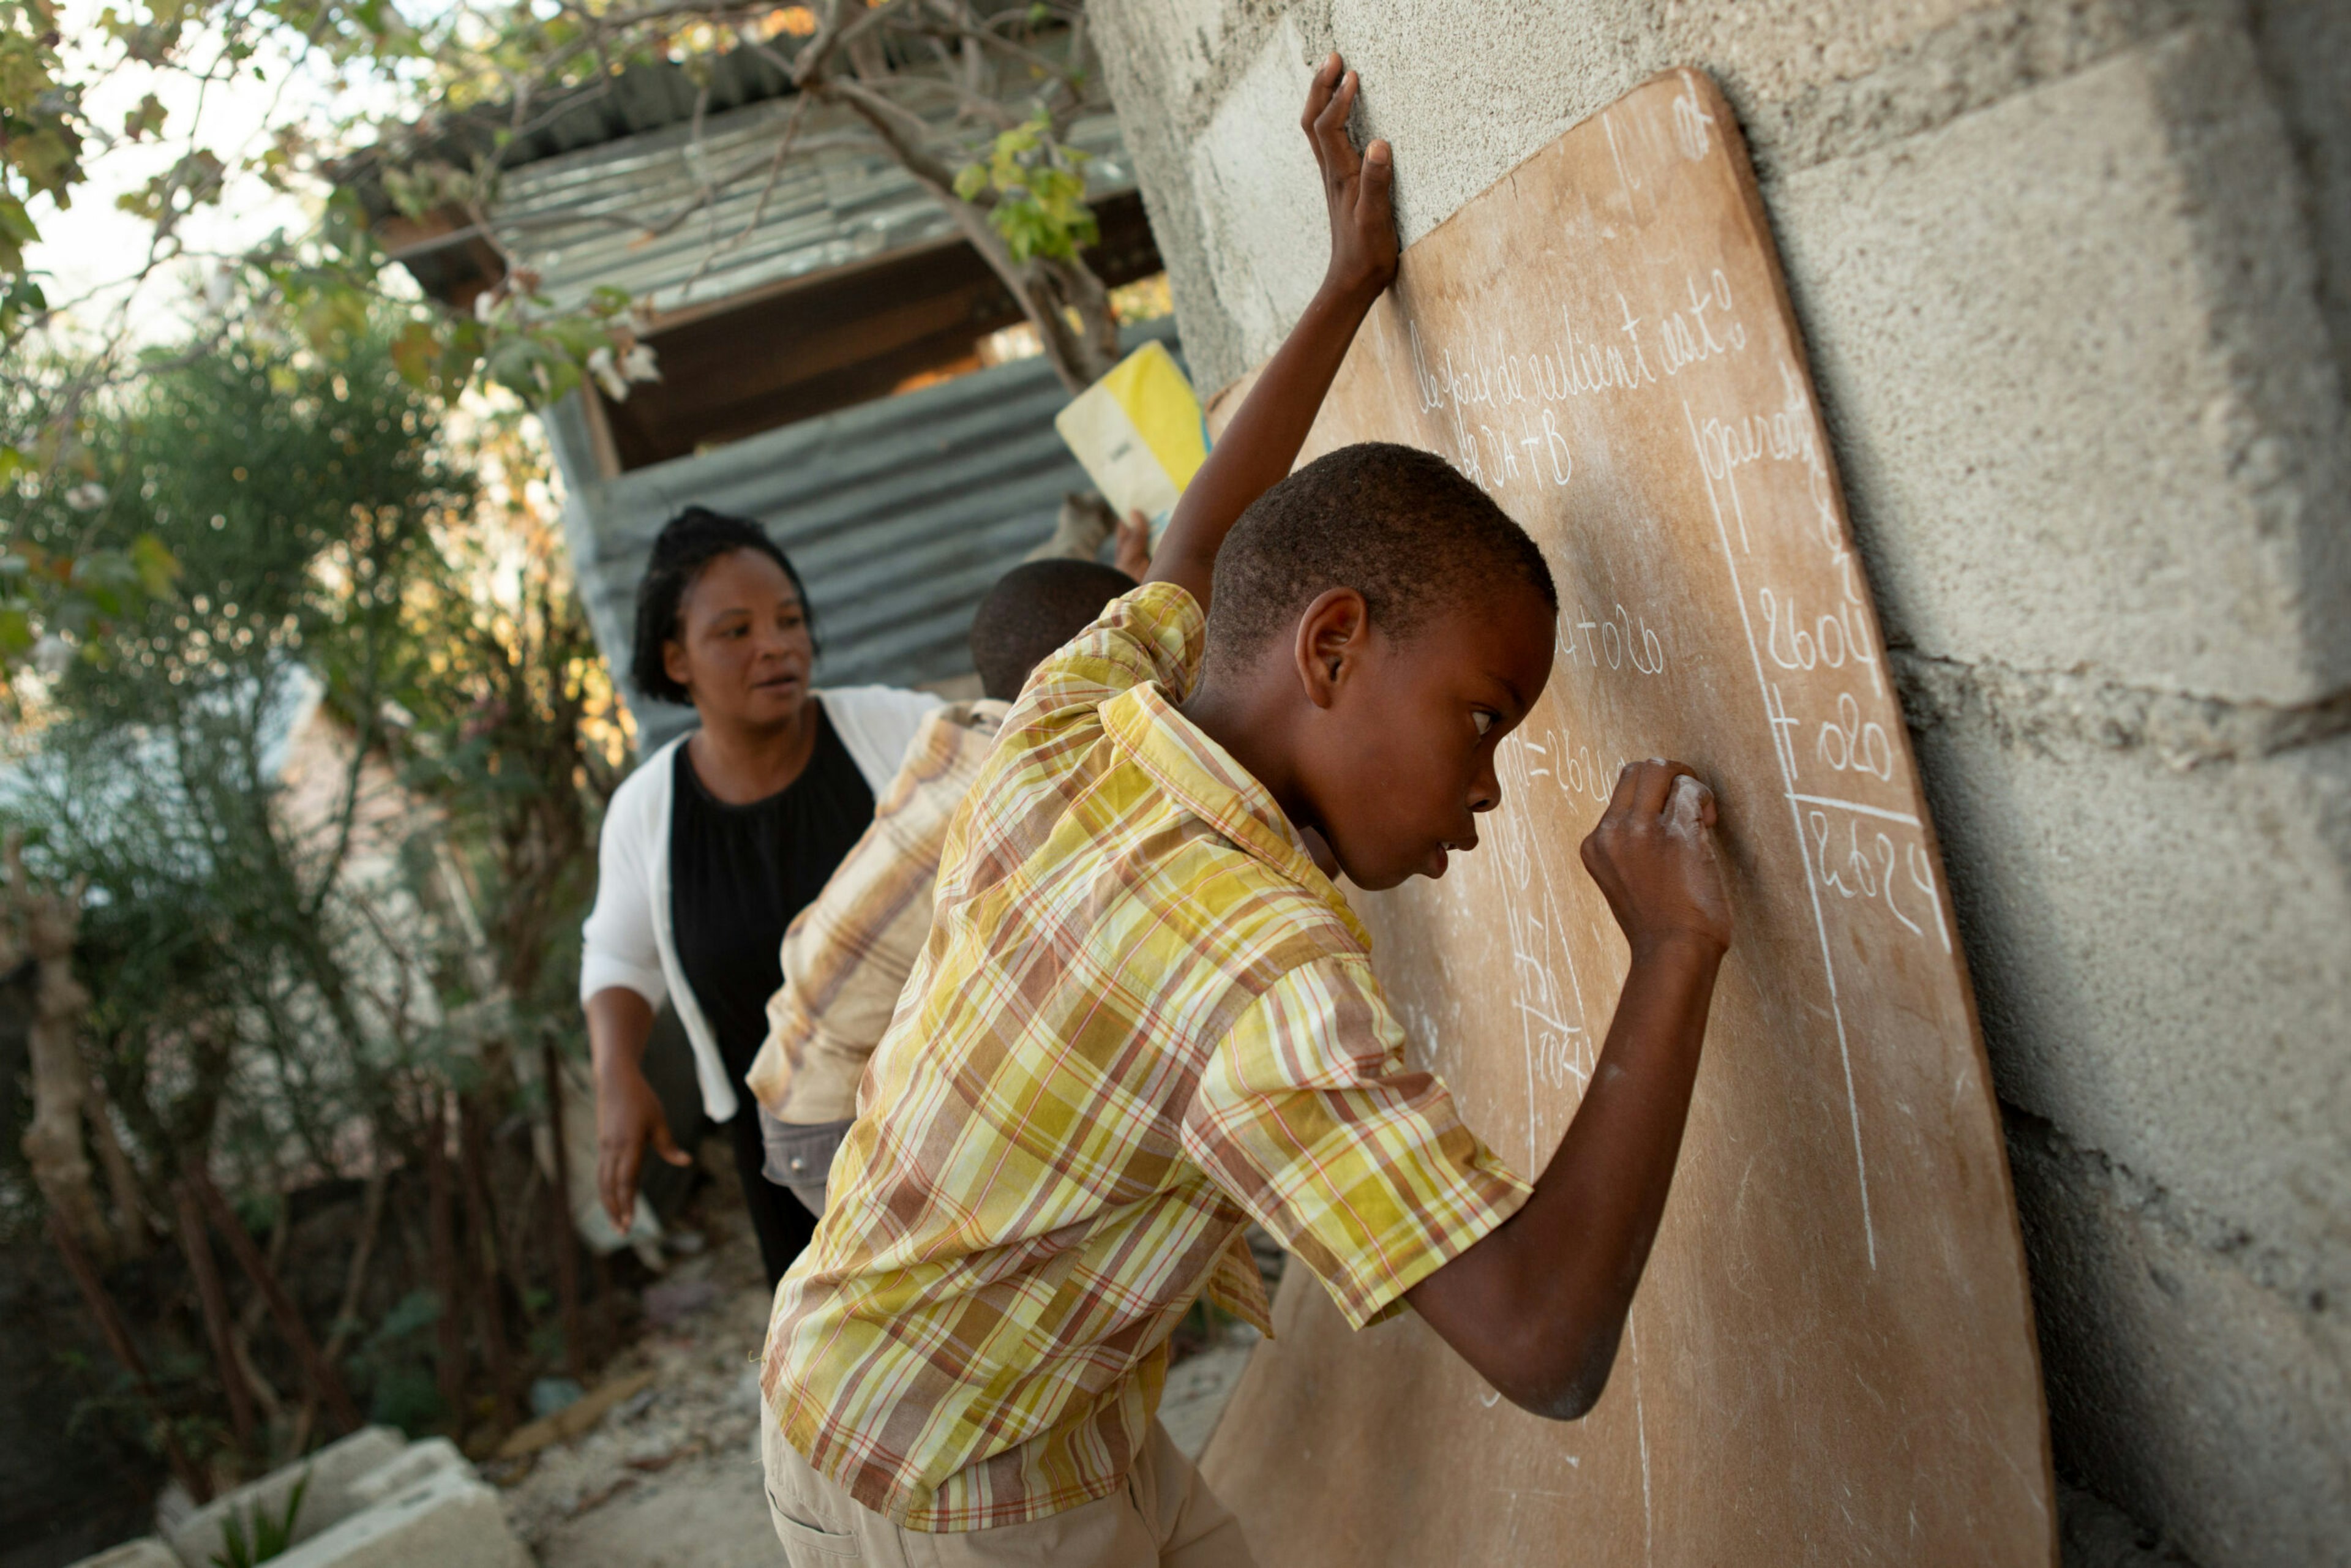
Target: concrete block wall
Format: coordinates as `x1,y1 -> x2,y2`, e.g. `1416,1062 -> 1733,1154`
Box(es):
1090,1 -> 2350,1562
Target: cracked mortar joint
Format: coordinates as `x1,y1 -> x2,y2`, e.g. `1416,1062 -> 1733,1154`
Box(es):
1891,650 -> 2351,770
2001,1105 -> 2339,1315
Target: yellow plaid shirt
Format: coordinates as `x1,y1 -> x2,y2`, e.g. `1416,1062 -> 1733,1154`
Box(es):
760,582 -> 1531,1531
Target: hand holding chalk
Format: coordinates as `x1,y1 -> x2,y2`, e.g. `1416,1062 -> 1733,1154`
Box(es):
1580,759 -> 1733,959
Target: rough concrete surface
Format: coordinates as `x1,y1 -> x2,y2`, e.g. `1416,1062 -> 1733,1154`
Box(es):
1773,24 -> 2348,703
1092,1 -> 2350,1562
59,1542 -> 179,1568
166,1425 -> 407,1568
1902,697 -> 2351,1266
268,1467 -> 528,1568
2014,1116 -> 2350,1566
347,1437 -> 466,1510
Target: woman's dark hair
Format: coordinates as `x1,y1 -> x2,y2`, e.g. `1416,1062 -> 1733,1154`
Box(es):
629,506 -> 816,707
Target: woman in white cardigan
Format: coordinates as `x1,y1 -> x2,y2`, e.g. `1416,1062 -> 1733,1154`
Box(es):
580,508 -> 936,1286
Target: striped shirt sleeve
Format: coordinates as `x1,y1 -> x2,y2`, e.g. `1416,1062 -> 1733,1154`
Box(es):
1180,956 -> 1534,1329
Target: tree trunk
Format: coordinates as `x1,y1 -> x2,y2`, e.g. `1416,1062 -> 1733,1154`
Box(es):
421,1110 -> 470,1431
189,1165 -> 361,1436
457,1099 -> 522,1430
85,1070 -> 151,1258
50,1213 -> 211,1503
10,842 -> 109,1259
542,1042 -> 585,1380
174,1179 -> 260,1452
293,1170 -> 384,1454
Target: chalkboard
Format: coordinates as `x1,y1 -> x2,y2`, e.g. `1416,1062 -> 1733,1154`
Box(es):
1196,70 -> 2054,1566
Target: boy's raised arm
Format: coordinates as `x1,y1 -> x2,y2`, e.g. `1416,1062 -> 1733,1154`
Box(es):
1147,53 -> 1398,612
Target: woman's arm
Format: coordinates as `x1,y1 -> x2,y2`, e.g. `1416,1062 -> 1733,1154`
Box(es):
579,763 -> 692,1231
587,987 -> 693,1232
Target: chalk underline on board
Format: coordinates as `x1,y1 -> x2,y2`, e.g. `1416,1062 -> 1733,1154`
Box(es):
1785,792 -> 1921,828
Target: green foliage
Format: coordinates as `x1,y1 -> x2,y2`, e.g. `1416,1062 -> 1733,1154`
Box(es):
351,1290 -> 447,1435
3,320 -> 475,1172
0,0 -> 1111,673
211,1473 -> 308,1568
0,5 -> 84,271
954,110 -> 1100,263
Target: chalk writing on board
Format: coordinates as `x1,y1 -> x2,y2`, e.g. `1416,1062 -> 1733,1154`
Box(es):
1558,600 -> 1668,677
1682,393 -> 1879,1269
1494,736 -> 1595,1168
1758,585 -> 1883,698
1653,271 -> 1747,377
1670,73 -> 1715,162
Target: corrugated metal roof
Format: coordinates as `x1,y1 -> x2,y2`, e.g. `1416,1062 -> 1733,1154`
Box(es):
547,321 -> 1180,751
486,97 -> 1134,319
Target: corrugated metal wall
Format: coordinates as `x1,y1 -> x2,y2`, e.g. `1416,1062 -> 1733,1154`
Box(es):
547,321 -> 1180,750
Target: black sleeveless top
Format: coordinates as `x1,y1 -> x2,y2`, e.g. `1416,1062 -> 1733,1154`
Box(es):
669,706 -> 875,1083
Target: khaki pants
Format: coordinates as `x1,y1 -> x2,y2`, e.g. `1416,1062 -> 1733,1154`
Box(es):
760,1417 -> 1258,1568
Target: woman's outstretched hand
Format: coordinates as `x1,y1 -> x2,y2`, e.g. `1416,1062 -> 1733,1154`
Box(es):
595,1059 -> 694,1233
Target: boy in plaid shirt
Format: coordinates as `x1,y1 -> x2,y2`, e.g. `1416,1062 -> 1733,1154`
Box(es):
761,53 -> 1733,1568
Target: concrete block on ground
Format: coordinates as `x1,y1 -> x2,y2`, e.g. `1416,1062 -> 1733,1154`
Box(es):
167,1426 -> 406,1568
346,1436 -> 466,1509
64,1541 -> 180,1568
1774,23 -> 2349,702
268,1466 -> 529,1568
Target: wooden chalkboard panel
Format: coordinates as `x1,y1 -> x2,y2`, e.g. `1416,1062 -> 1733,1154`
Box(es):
1197,70 -> 2053,1566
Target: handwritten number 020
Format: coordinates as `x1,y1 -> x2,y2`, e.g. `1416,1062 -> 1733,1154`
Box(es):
1817,692 -> 1894,782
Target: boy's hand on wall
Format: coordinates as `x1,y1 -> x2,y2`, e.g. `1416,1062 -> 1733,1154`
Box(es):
1303,54 -> 1398,302
1581,761 -> 1733,959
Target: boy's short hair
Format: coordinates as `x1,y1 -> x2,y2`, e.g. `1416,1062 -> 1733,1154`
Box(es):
1203,442 -> 1556,672
969,559 -> 1139,700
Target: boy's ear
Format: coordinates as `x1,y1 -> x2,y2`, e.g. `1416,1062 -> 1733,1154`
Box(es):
1293,587 -> 1370,710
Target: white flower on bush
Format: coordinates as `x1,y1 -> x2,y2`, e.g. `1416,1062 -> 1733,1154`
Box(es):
588,340 -> 661,402
587,345 -> 628,401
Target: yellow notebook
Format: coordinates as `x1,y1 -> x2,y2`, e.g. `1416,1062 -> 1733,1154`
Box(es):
1052,341 -> 1209,535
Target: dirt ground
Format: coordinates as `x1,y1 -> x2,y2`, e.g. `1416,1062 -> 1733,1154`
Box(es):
490,1148 -> 1257,1567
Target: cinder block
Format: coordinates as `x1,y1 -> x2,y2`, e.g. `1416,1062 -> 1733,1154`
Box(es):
345,1436 -> 465,1509
168,1426 -> 406,1568
1774,24 -> 2349,703
267,1467 -> 529,1568
64,1541 -> 179,1568
1908,689 -> 2351,1270
2011,1123 -> 2351,1567
1186,16 -> 1333,368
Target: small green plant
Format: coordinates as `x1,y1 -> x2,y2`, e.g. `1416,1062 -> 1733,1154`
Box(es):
954,110 -> 1099,263
209,1472 -> 307,1568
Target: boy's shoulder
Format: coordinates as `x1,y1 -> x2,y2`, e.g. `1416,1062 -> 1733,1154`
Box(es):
1008,580 -> 1203,730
